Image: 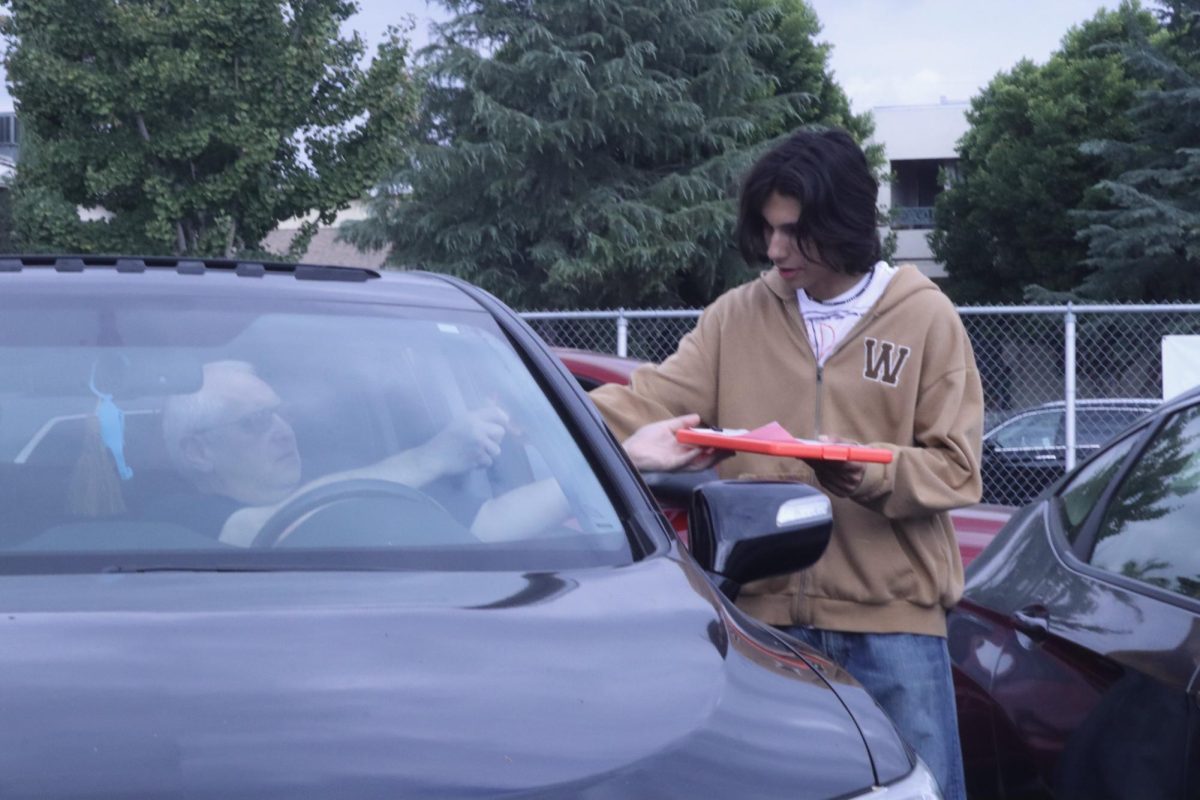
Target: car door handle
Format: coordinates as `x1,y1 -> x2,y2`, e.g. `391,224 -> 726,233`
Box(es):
1012,605 -> 1050,641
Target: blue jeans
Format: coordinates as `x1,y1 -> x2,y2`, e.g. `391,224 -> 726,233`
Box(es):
778,626 -> 966,800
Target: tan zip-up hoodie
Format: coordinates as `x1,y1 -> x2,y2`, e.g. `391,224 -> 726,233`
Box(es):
590,265 -> 983,637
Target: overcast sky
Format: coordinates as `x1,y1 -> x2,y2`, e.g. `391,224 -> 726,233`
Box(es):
0,0 -> 1123,113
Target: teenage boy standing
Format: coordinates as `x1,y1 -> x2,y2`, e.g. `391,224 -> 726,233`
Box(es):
591,128 -> 982,800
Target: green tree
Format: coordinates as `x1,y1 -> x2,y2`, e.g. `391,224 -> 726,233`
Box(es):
1075,0 -> 1200,301
738,0 -> 872,138
4,128 -> 103,253
344,0 -> 861,309
738,0 -> 886,218
1,0 -> 416,257
930,2 -> 1159,304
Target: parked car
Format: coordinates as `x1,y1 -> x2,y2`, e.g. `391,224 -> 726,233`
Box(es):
0,256 -> 941,799
551,347 -> 644,392
980,398 -> 1159,506
553,347 -> 1010,565
949,386 -> 1200,799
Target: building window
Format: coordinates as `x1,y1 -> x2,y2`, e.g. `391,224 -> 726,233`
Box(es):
0,115 -> 19,146
890,159 -> 954,229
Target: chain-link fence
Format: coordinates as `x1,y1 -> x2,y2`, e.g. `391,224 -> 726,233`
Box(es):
521,304 -> 1200,506
522,309 -> 702,364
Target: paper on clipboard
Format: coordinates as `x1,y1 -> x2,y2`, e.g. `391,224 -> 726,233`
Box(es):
676,421 -> 893,464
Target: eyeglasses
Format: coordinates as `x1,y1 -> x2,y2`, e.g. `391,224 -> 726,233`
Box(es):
196,405 -> 284,439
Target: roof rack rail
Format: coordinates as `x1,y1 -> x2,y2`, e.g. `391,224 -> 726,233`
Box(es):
0,255 -> 380,282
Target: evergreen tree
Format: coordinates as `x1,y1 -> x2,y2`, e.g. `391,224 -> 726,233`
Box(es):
1075,0 -> 1200,301
929,2 -> 1159,304
1,0 -> 416,257
737,0 -> 875,148
344,0 -> 857,309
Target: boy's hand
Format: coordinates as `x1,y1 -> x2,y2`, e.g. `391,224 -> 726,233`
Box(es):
802,435 -> 865,497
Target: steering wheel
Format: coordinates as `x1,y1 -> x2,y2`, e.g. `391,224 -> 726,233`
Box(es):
251,478 -> 470,548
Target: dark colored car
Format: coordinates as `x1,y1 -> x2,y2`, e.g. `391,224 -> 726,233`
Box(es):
949,386 -> 1200,799
0,256 -> 942,799
980,398 -> 1159,506
553,347 -> 1011,565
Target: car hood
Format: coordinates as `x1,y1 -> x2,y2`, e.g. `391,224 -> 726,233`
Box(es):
0,557 -> 895,799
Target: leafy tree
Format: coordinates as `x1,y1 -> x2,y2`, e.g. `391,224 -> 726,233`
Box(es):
737,0 -> 874,144
1,0 -> 416,257
930,2 -> 1159,304
1075,0 -> 1200,301
738,0 -> 886,202
344,0 -> 862,309
3,127 -> 100,253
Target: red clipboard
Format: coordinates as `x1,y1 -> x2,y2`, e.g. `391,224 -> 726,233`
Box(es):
676,422 -> 893,464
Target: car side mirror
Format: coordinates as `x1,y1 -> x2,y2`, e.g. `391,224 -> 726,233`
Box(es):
687,480 -> 832,600
640,469 -> 717,508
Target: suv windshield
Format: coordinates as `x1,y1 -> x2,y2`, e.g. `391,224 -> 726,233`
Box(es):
0,285 -> 628,572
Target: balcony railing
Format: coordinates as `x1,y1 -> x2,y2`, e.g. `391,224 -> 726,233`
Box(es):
890,206 -> 935,229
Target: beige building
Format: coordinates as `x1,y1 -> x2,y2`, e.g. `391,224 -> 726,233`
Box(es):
262,201 -> 388,268
871,100 -> 969,279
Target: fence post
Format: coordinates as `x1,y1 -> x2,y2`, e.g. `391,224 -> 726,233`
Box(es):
1064,303 -> 1077,471
616,308 -> 628,358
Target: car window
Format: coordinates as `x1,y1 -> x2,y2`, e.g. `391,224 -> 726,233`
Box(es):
0,288 -> 629,571
989,411 -> 1059,449
1058,432 -> 1140,543
1076,408 -> 1146,447
1086,404 -> 1200,601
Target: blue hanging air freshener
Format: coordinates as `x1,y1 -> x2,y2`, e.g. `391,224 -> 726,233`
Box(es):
90,366 -> 134,480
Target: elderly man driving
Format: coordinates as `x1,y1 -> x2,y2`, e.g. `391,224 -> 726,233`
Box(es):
162,361 -> 567,546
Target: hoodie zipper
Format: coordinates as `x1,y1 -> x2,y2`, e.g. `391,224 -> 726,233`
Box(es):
810,301 -> 888,436
793,313 -> 824,438
791,361 -> 822,625
814,364 -> 823,436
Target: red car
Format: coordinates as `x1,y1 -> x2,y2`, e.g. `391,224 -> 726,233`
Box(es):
948,384 -> 1200,798
552,347 -> 1011,565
